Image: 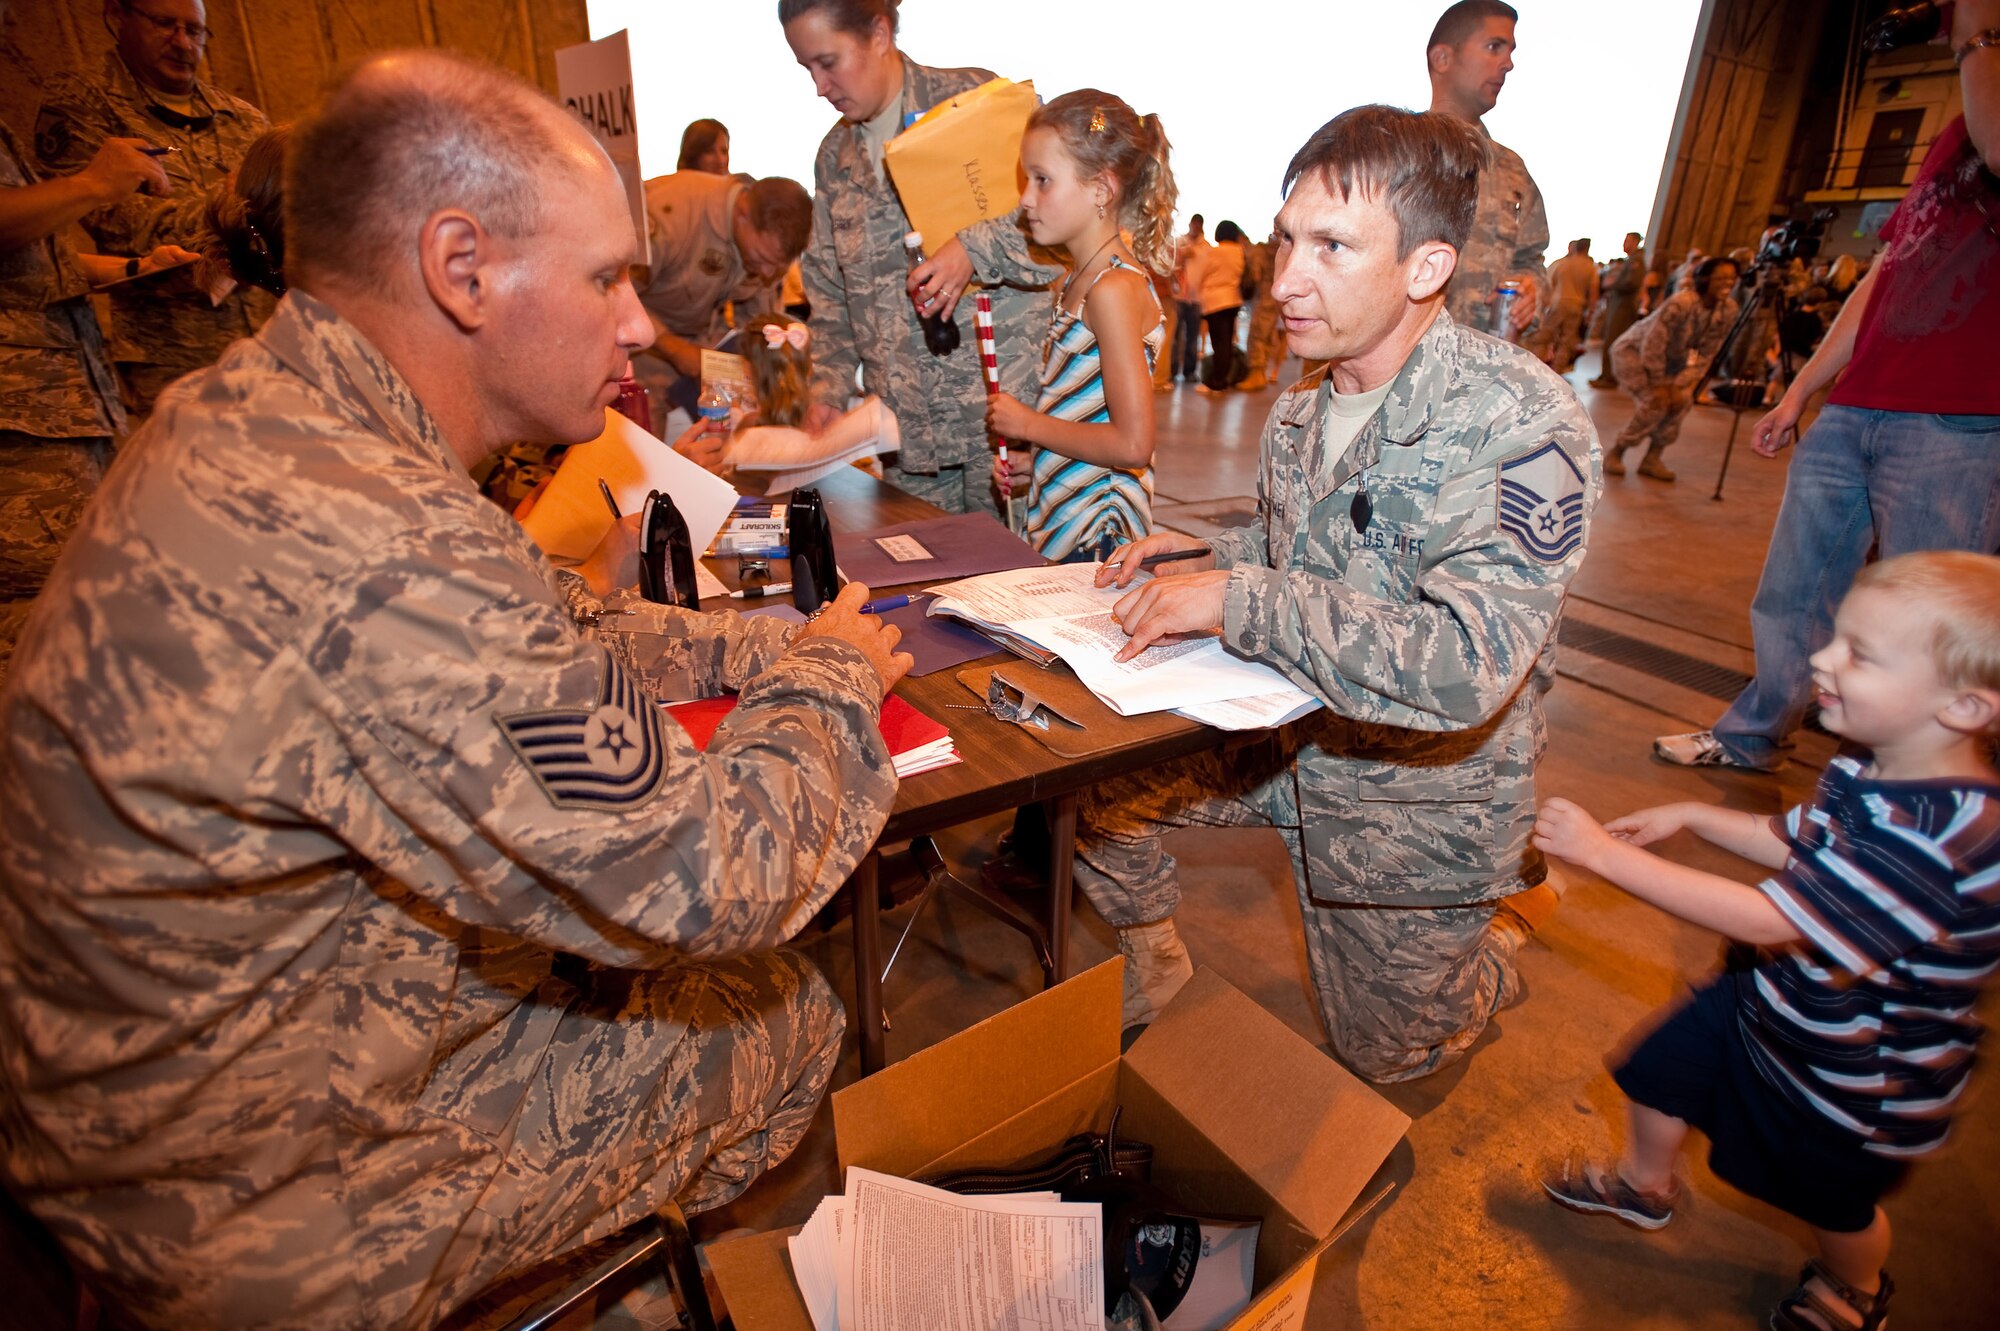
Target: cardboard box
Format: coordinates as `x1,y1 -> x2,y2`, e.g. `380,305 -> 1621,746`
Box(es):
709,961 -> 1410,1331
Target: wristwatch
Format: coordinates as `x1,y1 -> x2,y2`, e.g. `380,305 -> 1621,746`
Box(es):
1958,28 -> 2000,66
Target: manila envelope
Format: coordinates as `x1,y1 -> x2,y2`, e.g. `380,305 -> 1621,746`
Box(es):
883,77 -> 1037,248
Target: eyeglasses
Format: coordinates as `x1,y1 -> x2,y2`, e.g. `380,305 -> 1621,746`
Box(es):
121,3 -> 210,43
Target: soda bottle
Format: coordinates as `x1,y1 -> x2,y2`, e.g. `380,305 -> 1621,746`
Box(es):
612,375 -> 652,433
903,231 -> 961,357
1492,280 -> 1524,343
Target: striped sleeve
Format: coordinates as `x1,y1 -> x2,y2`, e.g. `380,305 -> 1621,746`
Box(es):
1759,770 -> 2000,982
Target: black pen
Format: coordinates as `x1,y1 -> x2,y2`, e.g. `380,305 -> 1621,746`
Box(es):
138,146 -> 176,157
597,479 -> 621,519
1100,546 -> 1213,572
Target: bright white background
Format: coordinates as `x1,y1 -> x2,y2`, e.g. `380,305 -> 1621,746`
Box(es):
588,1 -> 1702,268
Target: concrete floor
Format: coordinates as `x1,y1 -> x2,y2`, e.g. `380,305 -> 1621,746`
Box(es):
629,351 -> 2000,1329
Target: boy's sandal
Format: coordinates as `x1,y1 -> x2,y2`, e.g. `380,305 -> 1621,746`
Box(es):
1769,1259 -> 1893,1331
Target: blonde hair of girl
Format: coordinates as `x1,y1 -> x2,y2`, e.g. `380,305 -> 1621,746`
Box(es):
740,316 -> 813,428
1025,90 -> 1178,277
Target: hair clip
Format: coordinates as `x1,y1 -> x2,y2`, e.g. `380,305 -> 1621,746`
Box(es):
1088,109 -> 1107,134
762,322 -> 810,352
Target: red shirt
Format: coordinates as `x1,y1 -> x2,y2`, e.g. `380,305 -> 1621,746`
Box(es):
1829,116 -> 2000,415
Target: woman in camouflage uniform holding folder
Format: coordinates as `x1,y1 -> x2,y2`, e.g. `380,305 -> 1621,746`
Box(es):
782,0 -> 1061,518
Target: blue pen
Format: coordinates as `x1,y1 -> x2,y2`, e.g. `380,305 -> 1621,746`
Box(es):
732,545 -> 788,559
859,594 -> 912,614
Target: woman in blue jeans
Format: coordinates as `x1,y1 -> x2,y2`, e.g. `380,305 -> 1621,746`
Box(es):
1654,102 -> 2000,771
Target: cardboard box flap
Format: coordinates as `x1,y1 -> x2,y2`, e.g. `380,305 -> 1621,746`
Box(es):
832,959 -> 1123,1179
1123,969 -> 1409,1238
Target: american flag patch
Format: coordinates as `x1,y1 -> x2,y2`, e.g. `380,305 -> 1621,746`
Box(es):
497,658 -> 668,811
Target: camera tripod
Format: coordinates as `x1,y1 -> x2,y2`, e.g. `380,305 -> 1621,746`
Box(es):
1693,265 -> 1799,502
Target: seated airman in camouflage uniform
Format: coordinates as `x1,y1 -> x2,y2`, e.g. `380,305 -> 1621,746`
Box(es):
1082,105 -> 1599,1083
0,52 -> 912,1329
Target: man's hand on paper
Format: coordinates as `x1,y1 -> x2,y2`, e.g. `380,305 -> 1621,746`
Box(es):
575,513 -> 643,598
672,418 -> 730,474
1110,569 -> 1229,662
1093,532 -> 1215,590
796,583 -> 915,696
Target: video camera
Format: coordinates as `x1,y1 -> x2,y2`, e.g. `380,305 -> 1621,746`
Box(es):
1864,2 -> 1948,54
1758,207 -> 1839,267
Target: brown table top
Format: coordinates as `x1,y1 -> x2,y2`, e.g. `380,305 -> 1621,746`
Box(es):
699,469 -> 1215,841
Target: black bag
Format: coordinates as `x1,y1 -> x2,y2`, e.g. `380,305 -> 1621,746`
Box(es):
917,1130 -> 1153,1195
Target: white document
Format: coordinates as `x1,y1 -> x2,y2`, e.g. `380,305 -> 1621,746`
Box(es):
926,564 -> 1311,718
728,397 -> 901,493
520,407 -> 737,563
790,1169 -> 1098,1331
1174,689 -> 1321,732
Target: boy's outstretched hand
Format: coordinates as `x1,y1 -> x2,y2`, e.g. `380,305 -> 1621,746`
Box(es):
1533,797 -> 1620,870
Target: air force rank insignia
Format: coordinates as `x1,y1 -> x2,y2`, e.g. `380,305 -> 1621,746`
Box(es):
1496,441 -> 1586,563
498,659 -> 669,811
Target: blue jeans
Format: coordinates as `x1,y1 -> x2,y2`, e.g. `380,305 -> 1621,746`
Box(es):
1712,405 -> 2000,767
1174,300 -> 1203,380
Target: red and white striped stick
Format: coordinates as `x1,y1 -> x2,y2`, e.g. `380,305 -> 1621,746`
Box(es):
973,293 -> 1018,534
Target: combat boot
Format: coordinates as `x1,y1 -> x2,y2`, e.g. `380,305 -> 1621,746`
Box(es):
1637,449 -> 1676,482
1118,918 -> 1194,1029
1602,442 -> 1628,476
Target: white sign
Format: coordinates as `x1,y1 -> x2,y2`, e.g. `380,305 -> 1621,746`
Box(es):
555,29 -> 650,267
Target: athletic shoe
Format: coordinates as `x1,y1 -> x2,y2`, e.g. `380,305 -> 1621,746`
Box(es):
1542,1155 -> 1679,1231
1652,730 -> 1774,772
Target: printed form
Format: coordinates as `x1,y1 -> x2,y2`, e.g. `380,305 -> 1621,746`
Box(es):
926,564 -> 1320,724
789,1168 -> 1101,1331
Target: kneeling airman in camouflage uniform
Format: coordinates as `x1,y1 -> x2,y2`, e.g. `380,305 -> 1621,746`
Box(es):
1081,105 -> 1599,1083
0,54 -> 911,1329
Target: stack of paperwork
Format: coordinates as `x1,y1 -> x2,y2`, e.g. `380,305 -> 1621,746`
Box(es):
789,1168 -> 1103,1331
925,564 -> 1320,731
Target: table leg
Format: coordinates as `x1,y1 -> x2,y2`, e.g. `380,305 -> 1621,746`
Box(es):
853,851 -> 886,1074
1042,794 -> 1077,988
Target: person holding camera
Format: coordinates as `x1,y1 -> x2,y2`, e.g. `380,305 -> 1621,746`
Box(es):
1657,0 -> 2000,770
1602,255 -> 1739,481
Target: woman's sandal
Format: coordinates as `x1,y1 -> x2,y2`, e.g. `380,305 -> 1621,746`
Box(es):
1769,1259 -> 1893,1331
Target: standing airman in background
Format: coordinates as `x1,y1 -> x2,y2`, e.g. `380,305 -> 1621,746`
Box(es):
1589,231 -> 1648,388
34,0 -> 272,412
1536,237 -> 1600,373
1427,0 -> 1551,341
631,170 -> 812,421
1073,105 -> 1599,1083
1,0 -> 199,677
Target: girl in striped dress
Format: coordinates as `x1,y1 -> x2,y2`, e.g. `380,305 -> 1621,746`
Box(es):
987,90 -> 1177,562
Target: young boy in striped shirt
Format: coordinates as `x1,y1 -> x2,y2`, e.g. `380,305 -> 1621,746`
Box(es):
1532,551 -> 2000,1331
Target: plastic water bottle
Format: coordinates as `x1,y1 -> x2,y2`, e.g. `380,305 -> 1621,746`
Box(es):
903,231 -> 961,357
696,381 -> 732,438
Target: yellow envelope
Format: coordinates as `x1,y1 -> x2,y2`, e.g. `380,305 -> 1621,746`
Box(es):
883,77 -> 1036,248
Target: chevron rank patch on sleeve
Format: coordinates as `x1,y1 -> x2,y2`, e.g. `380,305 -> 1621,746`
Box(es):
498,657 -> 670,810
1496,440 -> 1587,563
